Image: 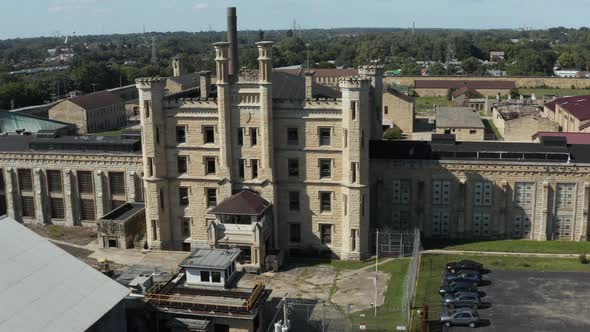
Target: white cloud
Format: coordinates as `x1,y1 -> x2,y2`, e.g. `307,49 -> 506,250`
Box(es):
48,0 -> 102,13
193,2 -> 209,10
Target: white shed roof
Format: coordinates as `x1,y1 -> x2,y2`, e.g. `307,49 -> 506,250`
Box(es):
0,217 -> 129,332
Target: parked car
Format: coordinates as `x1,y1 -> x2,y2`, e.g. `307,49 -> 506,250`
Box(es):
439,280 -> 478,296
440,307 -> 480,328
446,260 -> 484,273
446,270 -> 482,287
443,291 -> 481,309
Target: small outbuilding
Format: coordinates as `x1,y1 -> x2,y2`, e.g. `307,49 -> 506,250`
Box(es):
435,107 -> 485,141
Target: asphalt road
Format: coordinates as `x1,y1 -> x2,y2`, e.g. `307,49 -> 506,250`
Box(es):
440,270 -> 590,332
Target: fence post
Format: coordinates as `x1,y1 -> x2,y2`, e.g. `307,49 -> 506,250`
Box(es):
322,302 -> 325,332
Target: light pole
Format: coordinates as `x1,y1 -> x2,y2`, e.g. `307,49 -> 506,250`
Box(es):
374,229 -> 378,318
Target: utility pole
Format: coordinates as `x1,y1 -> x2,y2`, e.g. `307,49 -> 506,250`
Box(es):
306,43 -> 311,71
91,83 -> 97,92
375,229 -> 379,318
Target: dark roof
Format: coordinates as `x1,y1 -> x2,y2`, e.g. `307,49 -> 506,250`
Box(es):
385,88 -> 415,103
414,80 -> 516,90
369,139 -> 590,163
533,132 -> 590,145
451,86 -> 483,98
0,134 -> 141,154
274,68 -> 358,78
66,91 -> 124,110
272,71 -> 341,99
549,95 -> 590,121
167,73 -> 198,87
209,189 -> 271,216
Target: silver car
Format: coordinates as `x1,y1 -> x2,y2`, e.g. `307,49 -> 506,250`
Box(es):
440,307 -> 480,328
443,291 -> 481,309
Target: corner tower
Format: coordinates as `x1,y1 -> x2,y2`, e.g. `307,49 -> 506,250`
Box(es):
359,65 -> 385,140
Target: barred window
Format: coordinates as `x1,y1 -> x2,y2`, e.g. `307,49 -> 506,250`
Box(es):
206,188 -> 217,207
556,183 -> 576,209
319,159 -> 331,179
18,169 -> 32,192
288,159 -> 299,177
320,224 -> 332,244
289,191 -> 300,211
320,192 -> 331,213
289,223 -> 301,243
179,187 -> 189,206
78,171 -> 93,194
432,180 -> 451,205
50,198 -> 64,219
109,172 -> 125,196
514,182 -> 534,208
21,196 -> 35,217
392,180 -> 411,204
474,181 -> 493,207
181,217 -> 191,237
80,199 -> 96,220
47,170 -> 62,193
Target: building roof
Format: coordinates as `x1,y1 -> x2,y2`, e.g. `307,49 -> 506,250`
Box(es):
274,67 -> 358,78
209,189 -> 271,216
0,134 -> 141,154
414,80 -> 516,90
272,71 -> 341,99
385,88 -> 415,103
180,248 -> 241,270
548,95 -> 590,121
435,107 -> 484,129
0,216 -> 129,332
494,104 -> 543,121
532,132 -> 590,145
66,90 -> 124,110
451,86 -> 483,99
0,110 -> 74,134
167,73 -> 198,88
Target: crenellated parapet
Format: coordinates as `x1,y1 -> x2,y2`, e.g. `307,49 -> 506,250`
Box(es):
358,64 -> 385,77
339,77 -> 371,90
135,77 -> 166,90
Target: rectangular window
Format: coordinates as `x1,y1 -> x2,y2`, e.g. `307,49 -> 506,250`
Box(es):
50,198 -> 64,219
319,127 -> 331,146
21,196 -> 35,217
151,220 -> 158,240
109,172 -> 125,196
155,127 -> 160,144
473,212 -> 492,238
237,127 -> 244,145
351,162 -> 357,183
432,180 -> 451,205
251,159 -> 259,179
320,224 -> 332,244
392,180 -> 411,204
181,217 -> 191,237
384,106 -> 389,114
18,169 -> 32,192
179,187 -> 189,206
147,158 -> 154,177
207,188 -> 217,207
200,271 -> 210,282
514,182 -> 534,208
250,127 -> 258,146
320,192 -> 331,213
289,223 -> 301,243
344,129 -> 348,148
176,126 -> 186,143
77,171 -> 93,194
211,271 -> 221,283
343,194 -> 348,216
319,159 -> 331,179
469,129 -> 477,134
204,126 -> 215,144
80,199 -> 95,220
351,100 -> 357,120
556,183 -> 576,209
287,128 -> 298,146
554,215 -> 573,239
474,181 -> 493,207
288,159 -> 299,177
351,229 -> 358,251
289,191 -> 300,211
159,189 -> 165,209
361,194 -> 365,216
205,157 -> 216,175
144,100 -> 150,118
238,159 -> 245,178
177,156 -> 187,174
46,170 -> 62,193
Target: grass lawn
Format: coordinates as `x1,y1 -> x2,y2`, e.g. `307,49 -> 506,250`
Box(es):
353,258 -> 410,331
427,239 -> 590,255
415,97 -> 453,113
412,253 -> 590,321
90,128 -> 125,137
518,88 -> 590,97
285,256 -> 375,271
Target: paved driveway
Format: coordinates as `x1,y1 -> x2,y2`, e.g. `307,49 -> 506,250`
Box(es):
446,270 -> 590,332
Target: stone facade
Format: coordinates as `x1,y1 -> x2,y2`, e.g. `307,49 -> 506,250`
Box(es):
137,42 -> 382,263
382,89 -> 415,132
492,107 -> 559,141
0,151 -> 143,226
386,76 -> 590,90
371,159 -> 590,241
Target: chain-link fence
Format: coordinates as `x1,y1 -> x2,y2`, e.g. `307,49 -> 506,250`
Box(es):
402,227 -> 422,323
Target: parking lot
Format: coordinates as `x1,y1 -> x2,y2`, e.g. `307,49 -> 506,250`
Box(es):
445,270 -> 590,331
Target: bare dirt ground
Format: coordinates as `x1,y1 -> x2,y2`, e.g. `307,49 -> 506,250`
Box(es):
26,224 -> 97,246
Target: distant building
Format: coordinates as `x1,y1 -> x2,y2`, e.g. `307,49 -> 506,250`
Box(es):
492,104 -> 558,141
382,88 -> 415,132
490,51 -> 505,62
0,216 -> 129,332
544,95 -> 590,132
414,80 -> 515,97
49,90 -> 126,134
554,70 -> 580,78
98,202 -> 146,249
451,87 -> 483,106
435,107 -> 485,141
0,110 -> 75,135
532,132 -> 590,144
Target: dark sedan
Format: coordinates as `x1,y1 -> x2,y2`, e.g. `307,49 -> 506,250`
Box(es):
446,270 -> 482,287
446,260 -> 484,273
439,280 -> 478,296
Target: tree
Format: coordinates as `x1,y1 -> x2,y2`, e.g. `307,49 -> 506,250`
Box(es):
429,62 -> 446,75
461,57 -> 482,75
383,127 -> 403,139
401,61 -> 421,75
558,51 -> 577,69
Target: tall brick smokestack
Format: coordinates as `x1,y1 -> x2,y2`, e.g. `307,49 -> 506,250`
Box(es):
227,7 -> 238,76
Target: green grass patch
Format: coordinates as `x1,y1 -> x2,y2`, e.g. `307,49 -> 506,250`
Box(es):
353,259 -> 410,331
430,239 -> 590,255
286,256 -> 374,271
413,253 -> 590,318
518,88 -> 590,97
48,225 -> 65,239
90,129 -> 125,137
415,97 -> 453,113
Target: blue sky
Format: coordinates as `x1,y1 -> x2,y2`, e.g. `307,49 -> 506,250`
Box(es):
1,0 -> 589,39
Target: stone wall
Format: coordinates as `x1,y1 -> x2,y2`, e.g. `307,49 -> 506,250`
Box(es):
386,76 -> 590,89
382,91 -> 414,132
